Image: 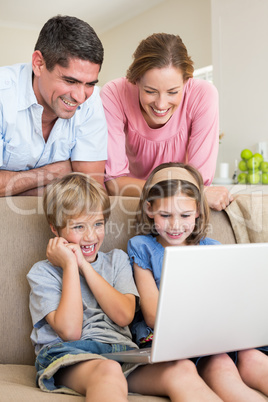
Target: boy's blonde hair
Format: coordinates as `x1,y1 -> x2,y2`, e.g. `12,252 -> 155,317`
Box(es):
136,162 -> 210,245
43,173 -> 110,231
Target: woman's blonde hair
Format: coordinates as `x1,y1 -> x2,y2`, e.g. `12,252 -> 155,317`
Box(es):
136,163 -> 210,245
43,173 -> 110,231
126,33 -> 194,84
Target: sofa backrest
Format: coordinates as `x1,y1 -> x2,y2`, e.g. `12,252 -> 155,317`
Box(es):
0,196 -> 235,365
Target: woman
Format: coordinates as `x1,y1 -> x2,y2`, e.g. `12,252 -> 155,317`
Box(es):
100,33 -> 232,210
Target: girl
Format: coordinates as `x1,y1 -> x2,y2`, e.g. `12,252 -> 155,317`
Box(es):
128,162 -> 268,402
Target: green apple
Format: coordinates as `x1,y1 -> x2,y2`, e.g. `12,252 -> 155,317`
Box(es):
237,173 -> 247,184
260,161 -> 268,173
247,157 -> 260,170
262,173 -> 268,184
238,160 -> 248,171
254,153 -> 264,163
248,168 -> 260,174
241,149 -> 253,160
247,172 -> 261,184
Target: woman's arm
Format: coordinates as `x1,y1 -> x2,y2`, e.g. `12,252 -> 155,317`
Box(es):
204,186 -> 233,211
133,263 -> 159,329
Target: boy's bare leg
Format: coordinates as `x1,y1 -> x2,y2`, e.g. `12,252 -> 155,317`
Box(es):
237,349 -> 268,396
127,359 -> 223,402
55,358 -> 128,402
198,353 -> 265,402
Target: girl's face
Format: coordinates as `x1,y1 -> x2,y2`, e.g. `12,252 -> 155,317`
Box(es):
147,193 -> 199,248
136,66 -> 184,129
57,210 -> 105,263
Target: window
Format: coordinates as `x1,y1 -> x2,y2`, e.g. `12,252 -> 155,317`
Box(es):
193,65 -> 213,83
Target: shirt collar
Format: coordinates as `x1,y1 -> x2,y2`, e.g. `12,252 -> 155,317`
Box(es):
18,63 -> 39,111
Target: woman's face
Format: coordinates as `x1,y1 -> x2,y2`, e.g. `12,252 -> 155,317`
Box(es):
137,66 -> 184,129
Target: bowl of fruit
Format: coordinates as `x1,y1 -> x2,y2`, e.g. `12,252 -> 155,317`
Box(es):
238,149 -> 268,184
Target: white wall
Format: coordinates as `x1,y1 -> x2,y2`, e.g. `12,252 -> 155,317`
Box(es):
99,0 -> 212,85
211,0 -> 268,178
0,0 -> 212,77
0,24 -> 39,66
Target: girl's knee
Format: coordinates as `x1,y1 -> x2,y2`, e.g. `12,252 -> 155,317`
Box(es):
198,353 -> 235,378
238,349 -> 257,365
237,349 -> 261,377
208,353 -> 233,368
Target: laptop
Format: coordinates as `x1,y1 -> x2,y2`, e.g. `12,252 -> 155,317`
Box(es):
102,242 -> 268,363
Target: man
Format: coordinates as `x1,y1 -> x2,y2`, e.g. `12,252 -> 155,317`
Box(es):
0,15 -> 107,196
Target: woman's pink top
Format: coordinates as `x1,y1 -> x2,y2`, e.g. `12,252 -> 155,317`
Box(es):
100,77 -> 219,185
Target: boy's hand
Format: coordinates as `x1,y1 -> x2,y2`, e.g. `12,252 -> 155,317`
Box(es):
65,243 -> 90,274
46,237 -> 78,270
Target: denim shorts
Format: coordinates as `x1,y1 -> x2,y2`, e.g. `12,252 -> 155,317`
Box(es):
36,339 -> 140,394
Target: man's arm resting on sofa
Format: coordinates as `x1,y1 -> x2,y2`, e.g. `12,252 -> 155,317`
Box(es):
72,160 -> 106,187
0,160 -> 72,196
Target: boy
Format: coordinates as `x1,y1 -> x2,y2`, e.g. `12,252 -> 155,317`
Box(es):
27,173 -> 222,401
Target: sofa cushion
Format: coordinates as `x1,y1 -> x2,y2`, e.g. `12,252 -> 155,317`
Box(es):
0,364 -> 169,401
226,194 -> 268,243
0,197 -> 51,365
208,209 -> 236,244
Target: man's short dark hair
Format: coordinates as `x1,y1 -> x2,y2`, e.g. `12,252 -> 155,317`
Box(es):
34,15 -> 104,71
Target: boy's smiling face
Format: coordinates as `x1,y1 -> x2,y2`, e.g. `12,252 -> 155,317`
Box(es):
57,210 -> 105,263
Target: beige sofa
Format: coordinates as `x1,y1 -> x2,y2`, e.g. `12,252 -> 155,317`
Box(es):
0,194 -> 268,401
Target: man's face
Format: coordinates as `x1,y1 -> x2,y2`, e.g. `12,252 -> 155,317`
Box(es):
32,52 -> 100,120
